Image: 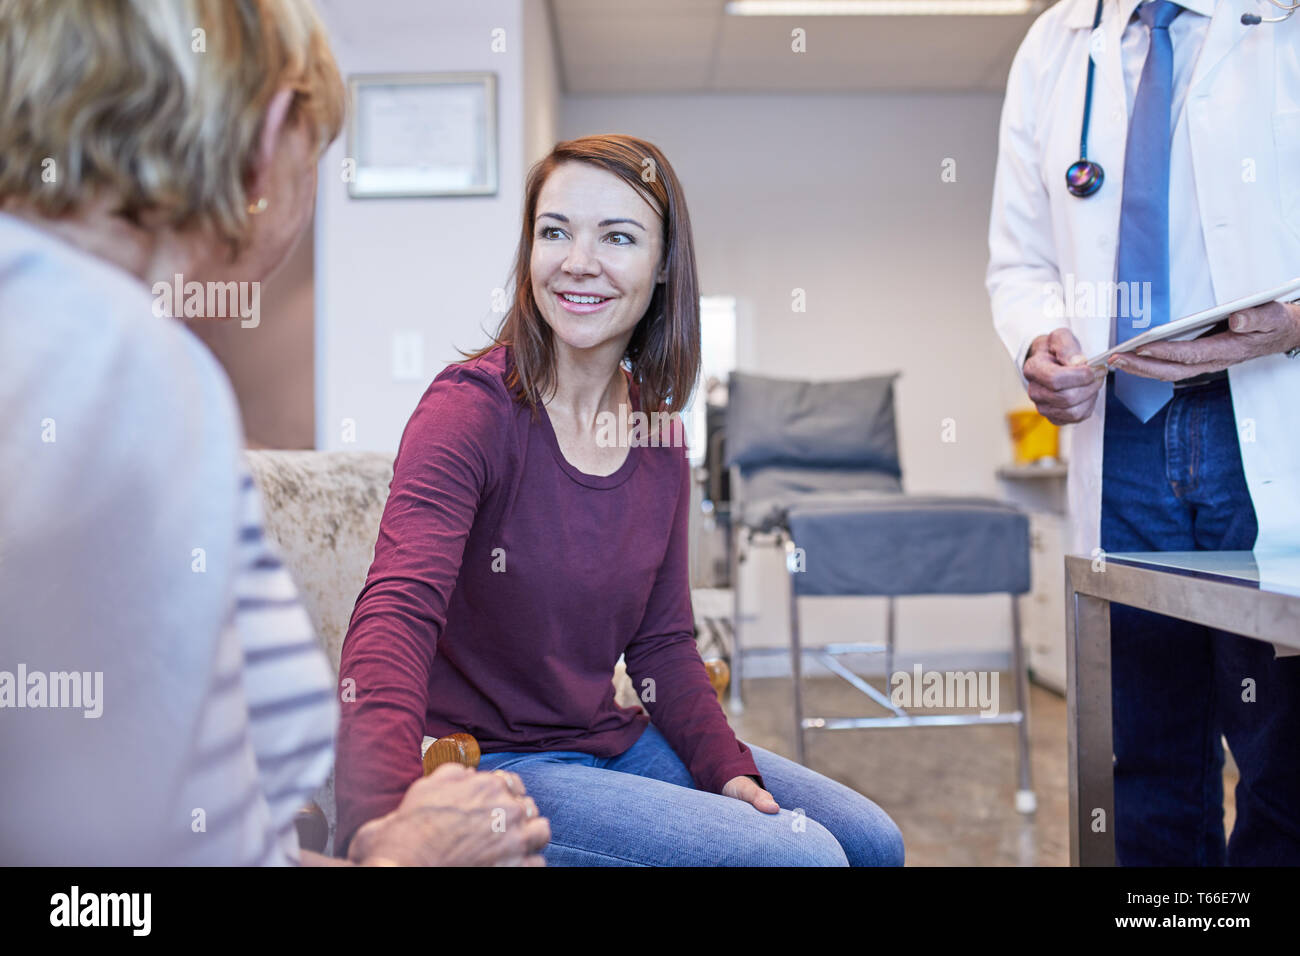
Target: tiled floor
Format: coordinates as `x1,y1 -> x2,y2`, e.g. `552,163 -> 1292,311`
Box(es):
725,674 -> 1238,866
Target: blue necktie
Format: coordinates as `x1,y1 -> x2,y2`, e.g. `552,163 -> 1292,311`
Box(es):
1114,0 -> 1183,422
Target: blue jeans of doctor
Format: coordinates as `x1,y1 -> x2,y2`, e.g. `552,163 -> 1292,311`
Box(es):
1102,375 -> 1300,865
477,722 -> 904,866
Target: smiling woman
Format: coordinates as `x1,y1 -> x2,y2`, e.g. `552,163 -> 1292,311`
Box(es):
462,134 -> 700,418
333,134 -> 906,867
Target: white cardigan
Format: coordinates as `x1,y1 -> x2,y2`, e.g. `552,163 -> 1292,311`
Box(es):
0,213 -> 335,864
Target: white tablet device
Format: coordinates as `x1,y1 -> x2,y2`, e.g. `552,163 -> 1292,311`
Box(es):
1086,275 -> 1300,369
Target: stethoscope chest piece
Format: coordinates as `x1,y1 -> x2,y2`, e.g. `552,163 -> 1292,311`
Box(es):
1067,0 -> 1107,199
1066,159 -> 1104,198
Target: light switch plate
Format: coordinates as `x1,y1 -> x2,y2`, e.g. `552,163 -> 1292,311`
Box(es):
391,331 -> 424,382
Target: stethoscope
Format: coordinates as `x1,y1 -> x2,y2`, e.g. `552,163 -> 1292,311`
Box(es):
1066,0 -> 1297,198
1242,0 -> 1299,24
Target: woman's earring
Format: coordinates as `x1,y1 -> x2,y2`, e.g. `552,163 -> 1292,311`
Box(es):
247,196 -> 269,215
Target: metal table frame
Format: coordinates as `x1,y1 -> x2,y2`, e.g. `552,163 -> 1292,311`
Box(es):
1065,553 -> 1300,866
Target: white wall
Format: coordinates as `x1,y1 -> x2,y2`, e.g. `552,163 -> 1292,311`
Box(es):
560,93 -> 1030,668
522,0 -> 560,170
310,1 -> 1033,667
315,0 -> 548,452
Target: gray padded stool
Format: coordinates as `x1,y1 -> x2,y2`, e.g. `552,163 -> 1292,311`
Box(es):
721,369 -> 1036,814
781,494 -> 1036,815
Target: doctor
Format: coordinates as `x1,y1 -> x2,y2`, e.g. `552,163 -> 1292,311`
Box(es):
988,0 -> 1300,865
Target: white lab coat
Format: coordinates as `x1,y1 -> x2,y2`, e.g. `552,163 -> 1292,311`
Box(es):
988,0 -> 1300,564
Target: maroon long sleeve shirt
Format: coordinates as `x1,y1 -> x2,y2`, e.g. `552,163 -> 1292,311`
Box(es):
334,344 -> 761,853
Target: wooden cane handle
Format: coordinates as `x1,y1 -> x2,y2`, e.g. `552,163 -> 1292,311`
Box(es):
422,732 -> 482,775
704,658 -> 730,702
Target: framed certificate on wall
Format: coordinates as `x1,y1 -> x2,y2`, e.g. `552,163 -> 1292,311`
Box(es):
346,72 -> 498,198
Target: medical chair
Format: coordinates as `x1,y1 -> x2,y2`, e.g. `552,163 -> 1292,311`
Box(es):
724,370 -> 1036,814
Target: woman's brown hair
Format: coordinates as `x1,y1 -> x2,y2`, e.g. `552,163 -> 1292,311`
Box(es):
462,134 -> 701,417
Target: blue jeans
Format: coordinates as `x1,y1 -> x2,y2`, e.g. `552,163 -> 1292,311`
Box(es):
477,722 -> 904,866
1101,376 -> 1300,865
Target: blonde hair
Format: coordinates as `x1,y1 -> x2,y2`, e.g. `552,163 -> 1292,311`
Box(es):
0,0 -> 344,252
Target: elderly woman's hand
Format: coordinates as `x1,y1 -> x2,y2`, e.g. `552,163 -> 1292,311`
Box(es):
722,775 -> 780,813
348,763 -> 550,867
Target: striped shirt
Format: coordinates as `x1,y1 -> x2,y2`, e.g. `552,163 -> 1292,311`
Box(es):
231,470 -> 337,863
181,472 -> 338,865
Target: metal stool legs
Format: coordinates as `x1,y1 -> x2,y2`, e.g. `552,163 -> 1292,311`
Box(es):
785,556 -> 1037,815
729,524 -> 746,715
788,535 -> 807,764
1011,597 -> 1037,814
884,596 -> 896,688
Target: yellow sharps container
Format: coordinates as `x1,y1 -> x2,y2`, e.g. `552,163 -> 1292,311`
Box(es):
1006,408 -> 1060,466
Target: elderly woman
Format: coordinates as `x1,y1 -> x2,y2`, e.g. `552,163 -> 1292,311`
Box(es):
0,0 -> 547,866
335,134 -> 906,866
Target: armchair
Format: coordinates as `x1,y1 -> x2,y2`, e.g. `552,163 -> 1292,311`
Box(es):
245,450 -> 728,856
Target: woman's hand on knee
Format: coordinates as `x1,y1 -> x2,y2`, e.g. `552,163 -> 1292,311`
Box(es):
721,775 -> 780,814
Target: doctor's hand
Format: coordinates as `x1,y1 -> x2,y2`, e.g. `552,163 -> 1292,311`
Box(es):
1108,301 -> 1300,381
722,775 -> 781,814
1023,328 -> 1106,425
